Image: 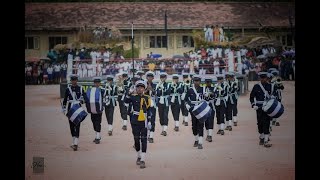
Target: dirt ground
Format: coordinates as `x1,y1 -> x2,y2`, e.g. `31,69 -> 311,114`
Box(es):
25,81 -> 295,180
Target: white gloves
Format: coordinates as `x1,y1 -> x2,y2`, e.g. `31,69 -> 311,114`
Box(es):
147,122 -> 152,130
186,104 -> 191,111
253,106 -> 258,110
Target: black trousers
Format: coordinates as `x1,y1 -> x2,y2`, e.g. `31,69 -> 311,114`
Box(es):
215,103 -> 226,125
105,105 -> 115,125
205,105 -> 215,130
180,100 -> 188,116
191,114 -> 204,136
68,120 -> 81,138
118,96 -> 128,120
38,74 -> 43,84
132,123 -> 148,153
256,109 -> 271,135
91,113 -> 102,132
171,100 -> 181,121
158,104 -> 169,126
149,107 -> 156,132
226,101 -> 234,121
233,99 -> 238,116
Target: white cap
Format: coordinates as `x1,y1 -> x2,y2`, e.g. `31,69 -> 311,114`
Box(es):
135,80 -> 147,88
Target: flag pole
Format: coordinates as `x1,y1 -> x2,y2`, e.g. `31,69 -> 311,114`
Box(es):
165,10 -> 168,50
132,21 -> 135,75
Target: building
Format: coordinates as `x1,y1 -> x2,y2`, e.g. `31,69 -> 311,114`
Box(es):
25,2 -> 295,59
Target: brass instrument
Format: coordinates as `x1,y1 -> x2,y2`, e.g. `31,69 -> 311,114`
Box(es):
116,75 -> 124,93
271,76 -> 282,85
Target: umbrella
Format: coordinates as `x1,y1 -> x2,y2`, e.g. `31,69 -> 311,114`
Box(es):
282,51 -> 295,57
150,54 -> 162,58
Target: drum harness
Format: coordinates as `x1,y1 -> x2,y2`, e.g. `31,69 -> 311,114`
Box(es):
66,85 -> 84,131
255,82 -> 276,107
103,84 -> 118,107
228,80 -> 239,105
213,83 -> 227,107
170,82 -> 182,105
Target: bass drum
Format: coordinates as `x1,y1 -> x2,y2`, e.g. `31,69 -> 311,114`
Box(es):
262,98 -> 284,118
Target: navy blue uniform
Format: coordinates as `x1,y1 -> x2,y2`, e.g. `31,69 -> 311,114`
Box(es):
204,85 -> 216,130
156,82 -> 171,127
125,94 -> 151,154
226,80 -> 240,121
84,87 -> 105,134
63,85 -> 85,138
249,82 -> 276,135
214,82 -> 228,127
145,81 -> 157,133
103,84 -> 118,126
186,85 -> 205,137
118,77 -> 131,121
170,82 -> 183,122
180,82 -> 190,117
271,80 -> 284,102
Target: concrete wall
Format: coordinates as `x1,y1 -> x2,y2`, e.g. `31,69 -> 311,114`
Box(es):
25,31 -> 77,58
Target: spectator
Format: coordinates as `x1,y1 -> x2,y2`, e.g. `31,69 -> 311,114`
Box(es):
79,48 -> 85,60
61,61 -> 67,81
47,65 -> 53,84
32,64 -> 38,85
38,64 -> 43,85
219,58 -> 226,74
219,26 -> 224,42
213,59 -> 220,75
53,63 -> 61,84
214,25 -> 220,42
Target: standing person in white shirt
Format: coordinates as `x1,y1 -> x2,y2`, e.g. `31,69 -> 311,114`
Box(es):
224,47 -> 230,58
228,50 -> 235,72
212,47 -> 217,59
77,62 -> 83,78
82,62 -> 88,78
97,61 -> 103,76
91,50 -> 98,77
236,49 -> 242,73
160,62 -> 165,72
103,50 -> 110,63
61,61 -> 68,81
54,63 -> 61,84
87,62 -> 93,77
240,47 -> 248,57
219,26 -> 224,42
183,62 -> 189,73
217,46 -> 222,58
208,26 -> 213,42
194,58 -> 199,74
262,46 -> 269,55
213,59 -> 220,74
47,65 -> 53,84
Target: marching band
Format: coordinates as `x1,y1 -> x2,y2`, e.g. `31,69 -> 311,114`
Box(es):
62,69 -> 285,167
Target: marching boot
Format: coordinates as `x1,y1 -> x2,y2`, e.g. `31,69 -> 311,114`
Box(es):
193,141 -> 199,147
